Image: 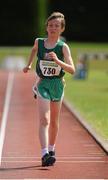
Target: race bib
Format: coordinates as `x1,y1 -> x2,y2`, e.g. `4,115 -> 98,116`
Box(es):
40,60 -> 61,76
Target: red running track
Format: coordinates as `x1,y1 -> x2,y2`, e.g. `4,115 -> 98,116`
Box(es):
0,70 -> 108,179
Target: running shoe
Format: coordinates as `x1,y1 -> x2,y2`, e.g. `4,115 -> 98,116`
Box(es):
49,151 -> 55,157
42,153 -> 56,167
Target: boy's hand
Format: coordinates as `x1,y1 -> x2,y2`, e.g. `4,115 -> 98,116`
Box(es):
23,65 -> 31,73
48,52 -> 59,62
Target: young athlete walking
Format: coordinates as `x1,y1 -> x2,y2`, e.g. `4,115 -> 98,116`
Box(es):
23,12 -> 75,166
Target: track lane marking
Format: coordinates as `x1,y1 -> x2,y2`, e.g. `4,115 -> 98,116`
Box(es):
1,160 -> 106,163
0,72 -> 14,166
1,156 -> 105,159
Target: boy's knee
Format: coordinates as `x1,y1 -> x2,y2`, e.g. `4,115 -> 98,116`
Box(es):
40,117 -> 50,126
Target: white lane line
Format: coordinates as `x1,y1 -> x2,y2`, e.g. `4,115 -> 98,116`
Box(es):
1,160 -> 105,163
1,156 -> 106,163
1,156 -> 105,159
0,72 -> 14,166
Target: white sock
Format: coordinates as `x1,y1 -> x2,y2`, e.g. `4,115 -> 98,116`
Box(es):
42,148 -> 49,157
48,145 -> 55,152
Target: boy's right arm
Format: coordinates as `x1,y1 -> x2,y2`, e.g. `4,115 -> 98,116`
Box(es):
23,39 -> 38,73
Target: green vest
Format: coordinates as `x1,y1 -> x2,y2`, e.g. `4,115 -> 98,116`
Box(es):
36,38 -> 65,78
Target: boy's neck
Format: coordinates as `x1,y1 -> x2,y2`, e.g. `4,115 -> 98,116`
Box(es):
47,36 -> 60,43
44,38 -> 59,49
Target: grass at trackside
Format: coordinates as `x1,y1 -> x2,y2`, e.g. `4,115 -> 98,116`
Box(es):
0,47 -> 31,63
65,42 -> 108,140
65,70 -> 108,140
0,43 -> 108,139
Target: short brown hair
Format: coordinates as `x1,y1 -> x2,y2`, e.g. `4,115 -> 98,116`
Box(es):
46,12 -> 65,30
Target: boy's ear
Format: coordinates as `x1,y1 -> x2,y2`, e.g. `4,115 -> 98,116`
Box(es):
61,27 -> 65,33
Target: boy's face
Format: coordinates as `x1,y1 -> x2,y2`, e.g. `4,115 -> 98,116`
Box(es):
46,18 -> 64,37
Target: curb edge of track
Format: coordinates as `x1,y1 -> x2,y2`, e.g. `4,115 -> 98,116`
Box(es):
63,99 -> 108,154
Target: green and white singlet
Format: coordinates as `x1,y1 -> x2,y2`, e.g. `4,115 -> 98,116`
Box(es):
36,38 -> 65,101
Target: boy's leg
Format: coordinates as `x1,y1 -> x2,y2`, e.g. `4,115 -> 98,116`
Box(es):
49,100 -> 62,151
37,96 -> 56,166
37,96 -> 50,151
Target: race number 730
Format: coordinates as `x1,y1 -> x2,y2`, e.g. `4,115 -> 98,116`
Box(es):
43,67 -> 56,75
40,60 -> 61,76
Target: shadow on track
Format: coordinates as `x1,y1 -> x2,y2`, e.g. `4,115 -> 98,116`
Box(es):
0,165 -> 50,171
